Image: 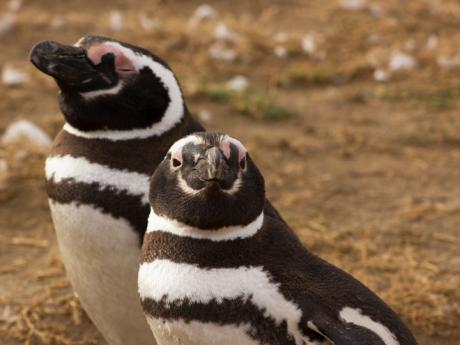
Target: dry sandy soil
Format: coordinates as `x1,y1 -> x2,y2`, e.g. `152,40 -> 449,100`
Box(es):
0,0 -> 459,344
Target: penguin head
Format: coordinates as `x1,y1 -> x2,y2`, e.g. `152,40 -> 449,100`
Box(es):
29,35 -> 183,132
150,132 -> 266,229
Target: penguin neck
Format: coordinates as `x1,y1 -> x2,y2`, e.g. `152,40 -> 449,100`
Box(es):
62,104 -> 187,142
146,208 -> 265,242
52,108 -> 203,178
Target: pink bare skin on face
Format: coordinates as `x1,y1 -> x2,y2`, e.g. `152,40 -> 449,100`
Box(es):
86,44 -> 136,74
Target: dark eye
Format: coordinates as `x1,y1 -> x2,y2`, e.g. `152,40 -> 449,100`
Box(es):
172,158 -> 182,167
239,157 -> 246,170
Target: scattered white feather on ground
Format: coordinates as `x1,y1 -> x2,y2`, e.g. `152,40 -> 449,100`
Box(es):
2,120 -> 52,148
226,75 -> 248,92
404,39 -> 416,52
7,0 -> 21,12
373,69 -> 390,82
109,11 -> 123,32
197,110 -> 212,123
437,56 -> 460,69
139,13 -> 156,31
188,4 -> 217,28
50,16 -> 64,29
274,46 -> 287,58
367,34 -> 382,45
425,34 -> 438,50
208,42 -> 236,61
0,159 -> 7,182
388,52 -> 416,71
213,23 -> 238,42
339,0 -> 367,11
368,3 -> 382,17
301,34 -> 316,55
0,159 -> 7,174
2,64 -> 29,86
0,305 -> 18,323
0,159 -> 8,190
274,32 -> 287,43
0,12 -> 15,35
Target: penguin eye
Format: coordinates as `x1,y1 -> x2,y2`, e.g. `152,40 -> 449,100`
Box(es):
239,157 -> 246,170
172,158 -> 182,168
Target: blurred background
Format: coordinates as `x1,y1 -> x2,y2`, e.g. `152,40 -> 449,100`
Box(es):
0,0 -> 459,344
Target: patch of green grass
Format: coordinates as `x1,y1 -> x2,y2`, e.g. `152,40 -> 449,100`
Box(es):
263,104 -> 295,120
232,90 -> 295,120
396,133 -> 460,148
281,68 -> 334,87
204,88 -> 232,102
396,134 -> 439,147
189,80 -> 295,120
380,87 -> 460,111
188,81 -> 232,102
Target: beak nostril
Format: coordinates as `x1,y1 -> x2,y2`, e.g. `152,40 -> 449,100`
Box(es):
239,158 -> 246,170
172,158 -> 182,168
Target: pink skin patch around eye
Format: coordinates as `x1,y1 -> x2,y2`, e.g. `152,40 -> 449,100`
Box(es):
86,44 -> 136,74
171,149 -> 183,167
220,138 -> 246,162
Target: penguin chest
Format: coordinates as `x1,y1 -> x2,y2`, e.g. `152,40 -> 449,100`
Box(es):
49,201 -> 153,345
139,259 -> 312,345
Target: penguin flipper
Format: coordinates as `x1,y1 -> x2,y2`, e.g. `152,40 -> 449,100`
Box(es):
306,315 -> 389,345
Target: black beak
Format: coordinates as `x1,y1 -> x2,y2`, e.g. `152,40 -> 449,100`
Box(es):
195,147 -> 237,190
29,40 -> 117,91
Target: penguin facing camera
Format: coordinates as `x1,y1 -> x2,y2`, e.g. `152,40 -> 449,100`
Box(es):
139,132 -> 419,345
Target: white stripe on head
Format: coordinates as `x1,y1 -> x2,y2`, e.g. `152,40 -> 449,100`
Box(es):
138,260 -> 311,345
339,307 -> 400,345
169,135 -> 204,196
168,134 -> 204,161
65,41 -> 184,141
147,208 -> 264,241
220,135 -> 247,161
46,155 -> 150,204
176,172 -> 200,196
79,82 -> 124,101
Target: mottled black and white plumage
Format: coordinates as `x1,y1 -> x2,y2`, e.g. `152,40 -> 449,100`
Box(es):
30,36 -> 203,345
139,132 -> 419,345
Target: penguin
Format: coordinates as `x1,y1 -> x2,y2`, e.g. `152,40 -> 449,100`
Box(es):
29,36 -> 283,345
29,36 -> 205,345
138,132 -> 419,345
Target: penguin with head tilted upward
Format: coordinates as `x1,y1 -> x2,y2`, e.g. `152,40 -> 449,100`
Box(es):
29,36 -> 205,345
138,132 -> 419,345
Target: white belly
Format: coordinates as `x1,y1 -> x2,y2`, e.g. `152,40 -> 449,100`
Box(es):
49,200 -> 155,345
147,317 -> 260,345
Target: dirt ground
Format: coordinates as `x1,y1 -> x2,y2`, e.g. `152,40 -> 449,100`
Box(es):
0,0 -> 459,344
